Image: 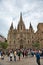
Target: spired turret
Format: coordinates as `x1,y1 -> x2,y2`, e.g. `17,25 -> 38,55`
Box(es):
7,22 -> 14,49
30,22 -> 32,28
17,13 -> 25,31
29,22 -> 34,33
10,22 -> 13,30
8,22 -> 14,34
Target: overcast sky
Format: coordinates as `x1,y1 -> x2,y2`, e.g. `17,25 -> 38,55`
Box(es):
0,0 -> 43,38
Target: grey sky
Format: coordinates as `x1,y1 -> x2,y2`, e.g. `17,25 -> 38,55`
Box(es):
0,0 -> 43,38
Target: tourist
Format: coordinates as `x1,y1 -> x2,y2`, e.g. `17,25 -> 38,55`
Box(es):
1,51 -> 4,60
36,50 -> 40,65
18,49 -> 21,61
14,50 -> 16,61
9,51 -> 13,61
22,50 -> 25,58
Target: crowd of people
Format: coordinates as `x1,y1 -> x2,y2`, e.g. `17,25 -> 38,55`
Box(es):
0,49 -> 29,61
6,49 -> 28,61
0,48 -> 43,65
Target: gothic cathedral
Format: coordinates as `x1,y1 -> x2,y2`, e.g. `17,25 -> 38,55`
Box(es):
7,13 -> 43,50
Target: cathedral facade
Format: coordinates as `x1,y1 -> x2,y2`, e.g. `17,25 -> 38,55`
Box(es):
7,13 -> 43,50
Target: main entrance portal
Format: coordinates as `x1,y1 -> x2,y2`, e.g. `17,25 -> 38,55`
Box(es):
20,39 -> 23,49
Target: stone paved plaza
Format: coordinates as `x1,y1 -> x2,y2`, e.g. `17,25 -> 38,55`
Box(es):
0,55 -> 43,65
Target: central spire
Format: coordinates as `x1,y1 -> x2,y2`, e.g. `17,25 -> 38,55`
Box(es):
17,12 -> 25,30
20,12 -> 22,22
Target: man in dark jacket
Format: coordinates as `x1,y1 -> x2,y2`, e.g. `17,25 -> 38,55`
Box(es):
36,51 -> 40,65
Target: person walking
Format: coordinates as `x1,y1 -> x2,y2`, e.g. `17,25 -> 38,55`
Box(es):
9,51 -> 13,61
36,50 -> 40,65
1,51 -> 4,60
14,50 -> 16,62
22,50 -> 25,58
18,49 -> 21,61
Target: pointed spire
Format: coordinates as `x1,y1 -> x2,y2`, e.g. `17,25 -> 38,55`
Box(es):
20,12 -> 22,21
17,12 -> 25,30
29,22 -> 34,32
30,22 -> 32,28
10,22 -> 13,29
11,22 -> 13,27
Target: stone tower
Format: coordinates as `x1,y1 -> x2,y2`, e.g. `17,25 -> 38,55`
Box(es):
17,13 -> 25,31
